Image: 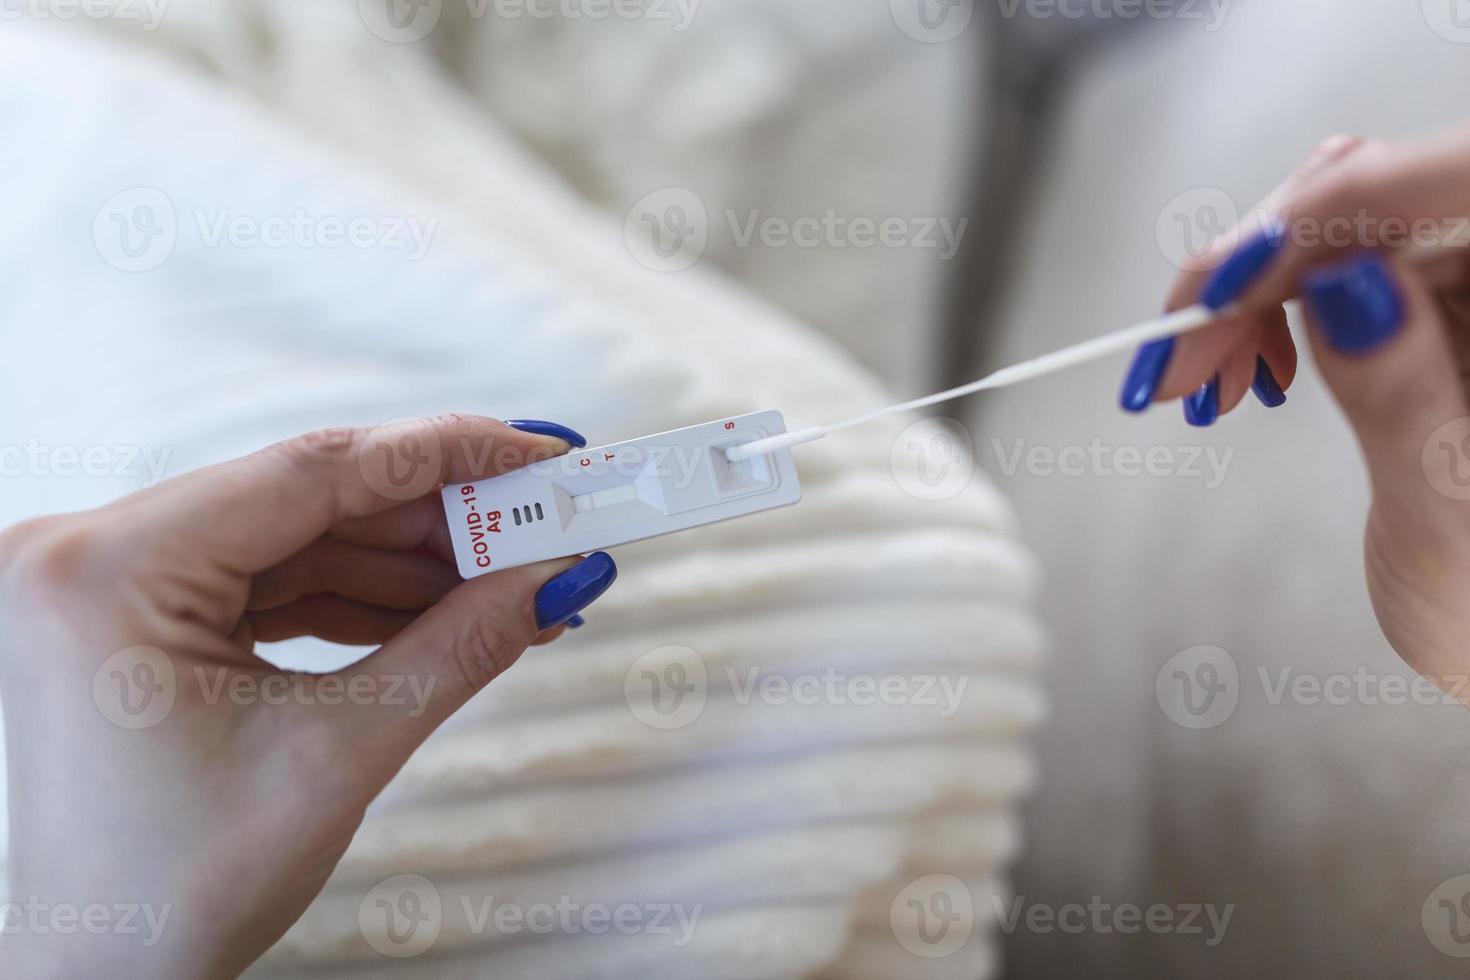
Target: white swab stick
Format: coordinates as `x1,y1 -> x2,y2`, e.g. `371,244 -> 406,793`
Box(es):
726,238 -> 1470,463
725,302 -> 1229,463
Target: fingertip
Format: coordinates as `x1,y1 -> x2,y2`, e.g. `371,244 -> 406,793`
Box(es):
534,552 -> 617,630
426,413 -> 581,485
1251,355 -> 1289,408
1183,376 -> 1222,427
1304,253 -> 1406,357
1120,338 -> 1176,413
504,420 -> 589,451
531,612 -> 585,647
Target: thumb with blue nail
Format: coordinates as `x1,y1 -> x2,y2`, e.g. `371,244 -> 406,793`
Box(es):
1122,121 -> 1470,706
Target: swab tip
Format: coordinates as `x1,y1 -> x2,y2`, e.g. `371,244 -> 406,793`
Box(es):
725,427 -> 826,462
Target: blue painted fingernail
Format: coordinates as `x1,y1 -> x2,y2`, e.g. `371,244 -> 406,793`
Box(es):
505,420 -> 588,450
1201,224 -> 1286,311
1303,254 -> 1405,356
535,552 -> 617,630
566,614 -> 586,629
1120,337 -> 1176,412
1251,355 -> 1287,408
1184,375 -> 1221,427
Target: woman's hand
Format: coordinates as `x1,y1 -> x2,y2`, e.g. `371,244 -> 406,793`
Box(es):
0,415 -> 617,978
1119,124 -> 1470,703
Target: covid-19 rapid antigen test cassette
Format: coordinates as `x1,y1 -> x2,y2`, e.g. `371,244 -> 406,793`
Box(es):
442,411 -> 802,577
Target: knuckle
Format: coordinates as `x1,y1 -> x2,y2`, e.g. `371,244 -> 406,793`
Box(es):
1301,144 -> 1391,215
0,517 -> 104,603
1273,135 -> 1368,212
447,612 -> 533,695
0,518 -> 42,570
1307,133 -> 1367,169
1301,167 -> 1361,217
279,426 -> 361,470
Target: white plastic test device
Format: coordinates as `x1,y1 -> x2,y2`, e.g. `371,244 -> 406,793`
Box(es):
442,410 -> 802,577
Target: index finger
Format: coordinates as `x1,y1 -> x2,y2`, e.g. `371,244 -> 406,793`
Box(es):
1154,127 -> 1470,405
1225,123 -> 1470,315
133,415 -> 577,575
1150,134 -> 1369,402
